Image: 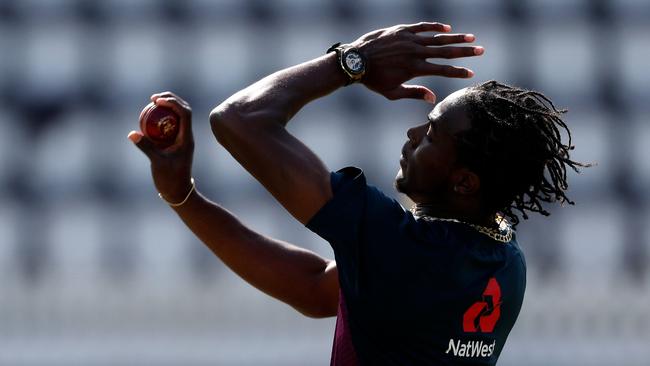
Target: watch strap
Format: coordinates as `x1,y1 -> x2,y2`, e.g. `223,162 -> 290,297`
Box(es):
326,42 -> 342,54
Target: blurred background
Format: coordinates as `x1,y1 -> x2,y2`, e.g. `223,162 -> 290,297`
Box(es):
0,0 -> 649,365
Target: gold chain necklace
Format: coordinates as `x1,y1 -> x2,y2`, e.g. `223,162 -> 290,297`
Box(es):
410,209 -> 513,243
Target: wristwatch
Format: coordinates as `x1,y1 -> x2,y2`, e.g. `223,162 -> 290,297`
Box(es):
327,42 -> 367,85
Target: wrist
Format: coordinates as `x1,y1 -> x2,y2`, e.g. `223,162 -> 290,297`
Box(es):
158,178 -> 195,206
322,52 -> 349,88
326,43 -> 367,85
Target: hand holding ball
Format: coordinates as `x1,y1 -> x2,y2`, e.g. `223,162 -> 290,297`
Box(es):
129,93 -> 194,205
139,102 -> 180,147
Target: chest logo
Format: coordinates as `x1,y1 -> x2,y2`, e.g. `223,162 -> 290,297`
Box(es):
462,277 -> 501,333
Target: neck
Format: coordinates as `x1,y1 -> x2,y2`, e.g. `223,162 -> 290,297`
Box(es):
412,203 -> 497,228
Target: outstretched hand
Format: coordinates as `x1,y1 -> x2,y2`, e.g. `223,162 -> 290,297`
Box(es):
351,22 -> 483,103
127,92 -> 195,204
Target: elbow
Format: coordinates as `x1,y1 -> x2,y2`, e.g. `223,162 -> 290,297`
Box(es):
295,279 -> 339,319
296,305 -> 337,319
209,104 -> 239,145
210,100 -> 271,146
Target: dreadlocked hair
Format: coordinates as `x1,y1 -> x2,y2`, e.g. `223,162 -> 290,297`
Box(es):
455,80 -> 589,228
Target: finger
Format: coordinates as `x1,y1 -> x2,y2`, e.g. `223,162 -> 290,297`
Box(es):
417,45 -> 484,59
151,91 -> 190,107
383,84 -> 436,103
128,130 -> 142,144
151,96 -> 191,111
414,33 -> 475,46
127,131 -> 158,160
404,22 -> 451,33
414,62 -> 475,78
155,97 -> 191,122
151,91 -> 182,101
154,97 -> 193,144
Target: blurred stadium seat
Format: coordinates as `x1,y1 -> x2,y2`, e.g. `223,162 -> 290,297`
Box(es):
0,0 -> 648,365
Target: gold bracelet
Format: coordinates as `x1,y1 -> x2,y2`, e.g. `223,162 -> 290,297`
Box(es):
158,178 -> 195,207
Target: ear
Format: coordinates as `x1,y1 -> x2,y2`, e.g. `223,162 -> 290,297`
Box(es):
450,168 -> 481,196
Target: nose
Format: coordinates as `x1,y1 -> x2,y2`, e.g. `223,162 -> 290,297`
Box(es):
407,126 -> 416,141
406,123 -> 425,146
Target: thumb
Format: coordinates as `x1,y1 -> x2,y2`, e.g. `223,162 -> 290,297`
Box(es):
127,131 -> 158,160
383,85 -> 436,103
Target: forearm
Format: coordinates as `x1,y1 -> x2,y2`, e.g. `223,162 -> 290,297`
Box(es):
172,189 -> 336,317
211,52 -> 346,129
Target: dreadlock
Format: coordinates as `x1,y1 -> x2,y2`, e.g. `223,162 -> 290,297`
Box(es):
455,80 -> 590,228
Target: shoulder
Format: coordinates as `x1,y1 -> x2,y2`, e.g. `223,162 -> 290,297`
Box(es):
327,166 -> 404,215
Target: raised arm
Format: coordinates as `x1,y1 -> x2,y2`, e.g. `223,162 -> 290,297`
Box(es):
210,22 -> 482,224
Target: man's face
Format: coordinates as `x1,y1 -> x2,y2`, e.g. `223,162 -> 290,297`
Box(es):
395,88 -> 473,203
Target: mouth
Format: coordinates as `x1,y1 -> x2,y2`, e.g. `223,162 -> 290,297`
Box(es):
400,145 -> 409,167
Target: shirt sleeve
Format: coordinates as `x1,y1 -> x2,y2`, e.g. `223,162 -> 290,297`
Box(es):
305,167 -> 418,292
306,167 -> 367,248
306,166 -> 411,248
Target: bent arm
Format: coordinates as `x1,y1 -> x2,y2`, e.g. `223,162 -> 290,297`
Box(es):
130,93 -> 339,319
173,188 -> 339,318
210,22 -> 480,224
210,53 -> 344,224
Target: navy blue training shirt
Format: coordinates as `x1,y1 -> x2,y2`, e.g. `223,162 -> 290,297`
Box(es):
307,167 -> 526,365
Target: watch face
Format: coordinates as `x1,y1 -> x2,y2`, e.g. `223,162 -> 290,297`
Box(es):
344,51 -> 365,74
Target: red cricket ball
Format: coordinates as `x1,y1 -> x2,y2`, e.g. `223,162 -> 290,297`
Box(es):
139,102 -> 180,147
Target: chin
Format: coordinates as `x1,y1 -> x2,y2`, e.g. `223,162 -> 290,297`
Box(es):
394,177 -> 407,194
395,168 -> 407,193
